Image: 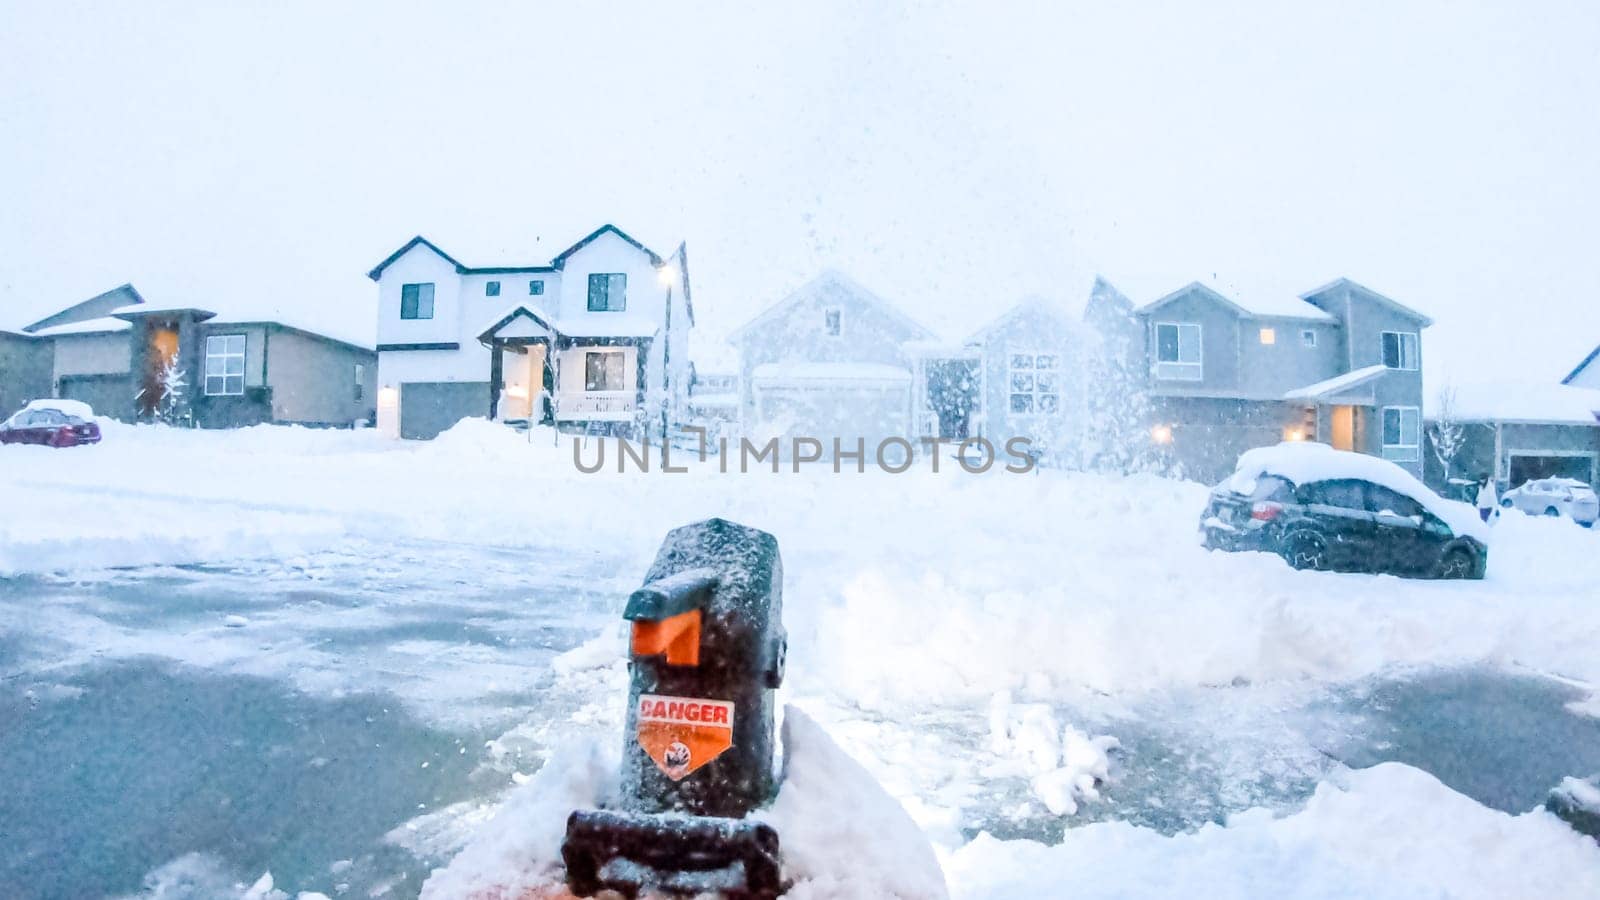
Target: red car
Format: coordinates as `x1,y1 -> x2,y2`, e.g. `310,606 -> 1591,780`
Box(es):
0,404 -> 102,447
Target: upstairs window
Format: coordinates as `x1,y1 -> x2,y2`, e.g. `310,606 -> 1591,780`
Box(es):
1382,406 -> 1421,461
400,283 -> 435,320
204,334 -> 246,396
1259,327 -> 1276,345
354,364 -> 365,402
529,279 -> 545,295
486,281 -> 501,297
1301,329 -> 1317,348
1381,331 -> 1419,370
824,308 -> 842,337
584,350 -> 626,391
1008,352 -> 1060,415
1155,322 -> 1202,380
588,273 -> 627,311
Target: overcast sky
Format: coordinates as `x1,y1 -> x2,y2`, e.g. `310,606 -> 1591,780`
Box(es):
3,0 -> 1596,386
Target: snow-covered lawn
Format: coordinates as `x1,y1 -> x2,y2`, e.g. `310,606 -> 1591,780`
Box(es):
4,420 -> 1600,898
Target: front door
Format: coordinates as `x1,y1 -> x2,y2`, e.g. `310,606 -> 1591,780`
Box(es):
1330,405 -> 1355,451
926,360 -> 979,439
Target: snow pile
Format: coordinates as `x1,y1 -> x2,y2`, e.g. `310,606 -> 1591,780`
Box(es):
418,737 -> 620,899
945,763 -> 1600,899
422,707 -> 946,900
759,708 -> 948,900
985,692 -> 1118,816
1228,441 -> 1489,542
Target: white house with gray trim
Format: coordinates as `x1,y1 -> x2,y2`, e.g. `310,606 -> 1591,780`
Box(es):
1130,277 -> 1432,481
368,224 -> 692,441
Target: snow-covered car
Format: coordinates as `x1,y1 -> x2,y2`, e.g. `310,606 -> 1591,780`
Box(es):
0,399 -> 102,448
1499,477 -> 1598,527
1201,442 -> 1488,579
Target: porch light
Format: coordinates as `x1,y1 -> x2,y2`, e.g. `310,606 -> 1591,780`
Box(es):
1284,427 -> 1305,442
1150,424 -> 1174,445
505,385 -> 528,399
378,386 -> 398,405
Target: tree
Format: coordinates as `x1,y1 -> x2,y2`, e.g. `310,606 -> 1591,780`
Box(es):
1429,385 -> 1464,483
150,355 -> 193,426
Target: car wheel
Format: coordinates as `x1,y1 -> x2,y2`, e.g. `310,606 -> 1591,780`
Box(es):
1500,498 -> 1513,508
1437,548 -> 1475,580
1545,506 -> 1561,517
1281,532 -> 1327,571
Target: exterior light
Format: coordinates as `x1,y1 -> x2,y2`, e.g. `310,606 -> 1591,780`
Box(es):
378,386 -> 398,405
657,266 -> 677,285
1284,428 -> 1305,442
1150,424 -> 1173,444
505,385 -> 528,399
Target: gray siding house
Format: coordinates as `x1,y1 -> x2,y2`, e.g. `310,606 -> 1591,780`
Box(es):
1131,278 -> 1431,482
1423,380 -> 1600,496
725,270 -> 1090,457
5,284 -> 376,427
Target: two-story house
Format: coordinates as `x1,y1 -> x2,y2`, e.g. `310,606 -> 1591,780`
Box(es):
725,270 -> 1090,458
3,283 -> 375,427
1132,277 -> 1432,481
368,224 -> 692,440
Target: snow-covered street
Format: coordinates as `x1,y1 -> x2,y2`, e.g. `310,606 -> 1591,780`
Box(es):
4,422 -> 1600,898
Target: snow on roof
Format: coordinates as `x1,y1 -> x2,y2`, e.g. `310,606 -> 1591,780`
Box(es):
27,316 -> 132,337
1229,441 -> 1489,542
1138,280 -> 1337,322
1283,365 -> 1390,401
691,340 -> 739,375
750,362 -> 913,384
1432,381 -> 1600,425
109,303 -> 216,318
21,398 -> 96,420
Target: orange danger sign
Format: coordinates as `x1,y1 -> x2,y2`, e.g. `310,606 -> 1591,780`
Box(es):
635,693 -> 735,781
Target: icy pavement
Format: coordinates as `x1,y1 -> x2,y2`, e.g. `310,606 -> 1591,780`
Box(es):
4,539 -> 1600,898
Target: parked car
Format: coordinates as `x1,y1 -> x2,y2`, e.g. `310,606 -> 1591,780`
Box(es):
0,399 -> 102,447
1201,443 -> 1488,579
1500,477 -> 1598,527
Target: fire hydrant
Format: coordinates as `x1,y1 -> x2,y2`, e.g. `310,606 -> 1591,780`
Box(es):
561,517 -> 788,899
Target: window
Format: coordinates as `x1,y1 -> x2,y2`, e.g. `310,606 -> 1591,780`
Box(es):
1381,331 -> 1419,370
485,281 -> 501,297
354,364 -> 365,402
400,283 -> 435,320
204,334 -> 246,396
1259,327 -> 1276,345
1381,406 -> 1421,461
1366,484 -> 1424,519
587,273 -> 627,311
1008,352 -> 1060,415
529,279 -> 545,296
583,350 -> 626,391
1155,322 -> 1202,380
1301,329 -> 1317,348
824,308 -> 842,337
1300,479 -> 1366,510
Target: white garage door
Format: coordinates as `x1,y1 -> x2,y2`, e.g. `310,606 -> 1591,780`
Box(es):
750,364 -> 913,459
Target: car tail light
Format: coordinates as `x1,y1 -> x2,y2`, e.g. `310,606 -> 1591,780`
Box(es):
1250,501 -> 1284,521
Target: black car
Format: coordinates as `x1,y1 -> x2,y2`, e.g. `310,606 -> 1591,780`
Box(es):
1201,473 -> 1487,579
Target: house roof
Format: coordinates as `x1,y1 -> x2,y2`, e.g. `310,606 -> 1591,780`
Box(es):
1300,277 -> 1433,327
1430,381 -> 1600,426
366,236 -> 465,281
110,304 -> 218,322
1282,364 -> 1390,401
1562,344 -> 1600,385
368,225 -> 668,282
727,269 -> 939,345
750,362 -> 913,385
28,316 -> 133,337
21,283 -> 147,333
476,303 -> 659,343
1137,280 -> 1337,322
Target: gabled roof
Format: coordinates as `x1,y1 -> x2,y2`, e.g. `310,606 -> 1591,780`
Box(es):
368,225 -> 667,282
726,269 -> 938,345
1137,281 -> 1336,322
551,224 -> 665,268
475,303 -> 660,343
477,304 -> 558,344
22,283 -> 146,333
28,316 -> 133,337
366,236 -> 465,281
1562,344 -> 1600,385
1299,277 -> 1433,327
963,295 -> 1080,344
1282,364 -> 1390,401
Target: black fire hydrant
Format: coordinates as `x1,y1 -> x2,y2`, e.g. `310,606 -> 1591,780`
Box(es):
562,518 -> 788,899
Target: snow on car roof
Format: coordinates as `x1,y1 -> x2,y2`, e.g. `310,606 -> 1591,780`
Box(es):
20,398 -> 96,420
1229,441 -> 1490,542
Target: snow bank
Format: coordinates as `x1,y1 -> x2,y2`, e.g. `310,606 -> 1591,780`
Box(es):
1229,441 -> 1489,542
422,707 -> 946,900
945,763 -> 1600,899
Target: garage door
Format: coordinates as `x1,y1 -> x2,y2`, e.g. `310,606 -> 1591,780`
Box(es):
399,381 -> 489,440
752,383 -> 912,460
1509,452 -> 1597,486
58,374 -> 134,421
